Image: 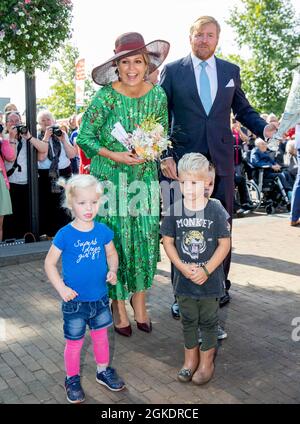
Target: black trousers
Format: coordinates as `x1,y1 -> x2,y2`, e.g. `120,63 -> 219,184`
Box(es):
3,183 -> 30,240
211,174 -> 234,282
38,167 -> 72,237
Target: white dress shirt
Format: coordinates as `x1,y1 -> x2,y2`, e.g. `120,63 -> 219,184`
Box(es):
191,53 -> 218,104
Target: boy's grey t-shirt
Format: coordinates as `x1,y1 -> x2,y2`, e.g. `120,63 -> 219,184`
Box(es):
160,199 -> 231,299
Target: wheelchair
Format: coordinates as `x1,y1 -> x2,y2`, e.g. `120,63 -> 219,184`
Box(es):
234,175 -> 261,212
243,159 -> 291,214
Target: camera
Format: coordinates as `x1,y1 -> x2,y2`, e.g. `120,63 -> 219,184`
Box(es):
13,124 -> 28,135
0,123 -> 3,134
51,125 -> 63,137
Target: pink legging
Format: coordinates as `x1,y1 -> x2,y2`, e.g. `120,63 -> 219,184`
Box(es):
64,328 -> 110,377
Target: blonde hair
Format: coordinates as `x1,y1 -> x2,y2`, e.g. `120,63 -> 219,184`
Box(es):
58,174 -> 103,214
190,16 -> 221,36
208,162 -> 216,175
178,153 -> 209,176
4,103 -> 18,113
77,112 -> 84,127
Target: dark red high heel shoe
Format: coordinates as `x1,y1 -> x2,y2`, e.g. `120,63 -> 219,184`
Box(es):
111,303 -> 132,337
129,296 -> 152,333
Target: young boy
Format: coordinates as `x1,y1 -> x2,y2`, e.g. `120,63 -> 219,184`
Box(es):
160,153 -> 231,385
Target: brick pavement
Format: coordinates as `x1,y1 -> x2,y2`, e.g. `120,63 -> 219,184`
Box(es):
0,213 -> 299,404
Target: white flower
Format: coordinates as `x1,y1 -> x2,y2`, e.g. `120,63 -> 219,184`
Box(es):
27,21 -> 32,26
33,41 -> 38,47
27,54 -> 33,59
7,64 -> 17,73
18,12 -> 25,16
21,24 -> 25,29
16,30 -> 22,35
25,34 -> 30,39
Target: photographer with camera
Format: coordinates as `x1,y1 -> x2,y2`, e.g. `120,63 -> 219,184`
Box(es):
3,111 -> 48,240
37,110 -> 76,237
0,121 -> 16,241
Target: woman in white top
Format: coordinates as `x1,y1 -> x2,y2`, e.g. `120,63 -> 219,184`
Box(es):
37,110 -> 76,236
4,111 -> 48,239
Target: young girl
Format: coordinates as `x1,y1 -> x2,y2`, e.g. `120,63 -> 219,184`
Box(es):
44,174 -> 125,404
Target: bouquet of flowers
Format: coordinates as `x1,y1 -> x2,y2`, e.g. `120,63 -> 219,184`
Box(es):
111,117 -> 171,161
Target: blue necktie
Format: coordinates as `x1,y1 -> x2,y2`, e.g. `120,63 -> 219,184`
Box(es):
199,61 -> 212,115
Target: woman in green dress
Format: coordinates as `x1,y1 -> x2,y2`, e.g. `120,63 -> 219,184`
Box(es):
77,32 -> 170,337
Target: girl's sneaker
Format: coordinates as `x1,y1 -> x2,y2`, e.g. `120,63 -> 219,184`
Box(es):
65,375 -> 85,404
96,367 -> 125,391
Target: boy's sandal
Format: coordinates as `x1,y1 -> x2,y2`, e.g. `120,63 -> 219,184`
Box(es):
177,368 -> 193,383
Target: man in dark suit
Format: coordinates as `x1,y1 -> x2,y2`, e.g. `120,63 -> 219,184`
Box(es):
160,16 -> 277,315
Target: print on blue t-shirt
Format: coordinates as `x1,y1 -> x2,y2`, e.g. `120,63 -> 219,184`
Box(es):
53,222 -> 114,301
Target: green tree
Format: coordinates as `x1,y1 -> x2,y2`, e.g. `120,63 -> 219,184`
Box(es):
227,0 -> 300,114
38,43 -> 96,119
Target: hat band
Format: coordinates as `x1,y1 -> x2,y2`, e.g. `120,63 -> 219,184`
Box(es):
115,41 -> 145,54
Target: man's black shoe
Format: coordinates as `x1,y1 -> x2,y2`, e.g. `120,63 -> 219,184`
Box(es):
225,279 -> 231,291
219,291 -> 230,308
171,301 -> 180,320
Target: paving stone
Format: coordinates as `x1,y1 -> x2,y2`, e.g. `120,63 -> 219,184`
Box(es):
0,214 -> 300,404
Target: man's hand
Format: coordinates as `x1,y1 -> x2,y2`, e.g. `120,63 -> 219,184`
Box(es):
272,164 -> 281,172
160,157 -> 178,180
264,123 -> 278,140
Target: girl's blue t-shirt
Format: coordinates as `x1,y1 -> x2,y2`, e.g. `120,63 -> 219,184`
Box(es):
53,222 -> 114,301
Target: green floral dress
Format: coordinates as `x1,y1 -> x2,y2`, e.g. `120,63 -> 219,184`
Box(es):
76,83 -> 168,300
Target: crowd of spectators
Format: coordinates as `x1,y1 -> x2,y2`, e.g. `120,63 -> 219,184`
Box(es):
0,106 -> 90,241
0,103 -> 298,242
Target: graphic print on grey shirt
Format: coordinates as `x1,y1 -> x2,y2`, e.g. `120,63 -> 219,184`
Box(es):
160,199 -> 231,299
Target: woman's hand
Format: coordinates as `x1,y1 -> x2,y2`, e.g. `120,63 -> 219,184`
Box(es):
110,151 -> 146,165
57,130 -> 68,143
43,126 -> 53,141
9,126 -> 18,140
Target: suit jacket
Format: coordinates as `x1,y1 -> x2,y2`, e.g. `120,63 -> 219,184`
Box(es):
160,54 -> 266,176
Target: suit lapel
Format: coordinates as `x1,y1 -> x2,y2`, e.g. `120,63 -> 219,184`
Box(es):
181,55 -> 206,115
209,57 -> 231,116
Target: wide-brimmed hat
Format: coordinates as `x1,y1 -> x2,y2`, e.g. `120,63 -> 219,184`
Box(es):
92,32 -> 170,86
